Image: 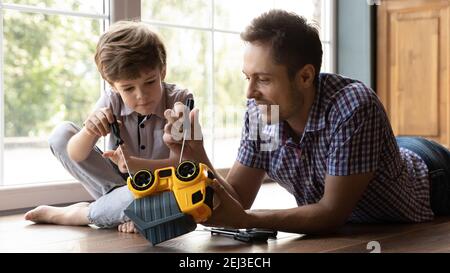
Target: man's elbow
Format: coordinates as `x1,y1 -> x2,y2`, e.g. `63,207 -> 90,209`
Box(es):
307,220 -> 345,235
312,207 -> 350,234
321,219 -> 346,234
314,200 -> 354,233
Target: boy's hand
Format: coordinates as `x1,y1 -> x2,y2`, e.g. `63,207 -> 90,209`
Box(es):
102,144 -> 131,174
163,102 -> 204,162
84,107 -> 115,137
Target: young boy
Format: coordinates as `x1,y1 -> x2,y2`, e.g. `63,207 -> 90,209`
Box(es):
24,21 -> 192,233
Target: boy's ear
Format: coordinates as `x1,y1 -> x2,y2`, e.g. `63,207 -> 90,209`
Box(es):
109,82 -> 119,93
160,66 -> 166,80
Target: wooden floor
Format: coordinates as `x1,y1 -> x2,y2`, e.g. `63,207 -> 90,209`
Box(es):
1,182 -> 450,253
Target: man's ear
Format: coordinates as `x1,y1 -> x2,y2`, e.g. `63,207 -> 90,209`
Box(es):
295,64 -> 315,89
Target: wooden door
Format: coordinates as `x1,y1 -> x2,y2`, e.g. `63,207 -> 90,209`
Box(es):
377,0 -> 450,146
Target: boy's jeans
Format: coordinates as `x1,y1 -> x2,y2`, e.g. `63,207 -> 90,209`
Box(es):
397,136 -> 450,215
48,121 -> 134,228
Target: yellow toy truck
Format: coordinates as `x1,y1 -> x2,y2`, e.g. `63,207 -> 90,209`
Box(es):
124,160 -> 216,245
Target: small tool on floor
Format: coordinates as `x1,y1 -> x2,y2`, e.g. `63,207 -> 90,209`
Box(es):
179,98 -> 195,164
110,115 -> 132,180
209,227 -> 278,243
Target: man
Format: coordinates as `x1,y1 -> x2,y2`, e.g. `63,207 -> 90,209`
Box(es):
164,10 -> 450,234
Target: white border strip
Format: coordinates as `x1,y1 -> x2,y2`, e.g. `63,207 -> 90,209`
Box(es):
142,19 -> 241,35
210,0 -> 216,165
327,0 -> 336,72
0,6 -> 3,187
0,3 -> 109,19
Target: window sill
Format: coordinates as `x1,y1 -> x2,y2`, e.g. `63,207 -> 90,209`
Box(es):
0,180 -> 93,212
0,167 -> 274,212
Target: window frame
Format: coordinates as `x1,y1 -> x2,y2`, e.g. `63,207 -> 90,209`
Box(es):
140,0 -> 336,166
0,0 -> 336,211
0,0 -> 112,210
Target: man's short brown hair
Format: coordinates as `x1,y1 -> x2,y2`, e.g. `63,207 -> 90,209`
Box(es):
94,21 -> 167,84
241,9 -> 323,85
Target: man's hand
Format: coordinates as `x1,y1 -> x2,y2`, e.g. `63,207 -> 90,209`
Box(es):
203,171 -> 374,234
84,107 -> 115,137
103,144 -> 132,174
203,179 -> 250,229
163,102 -> 205,162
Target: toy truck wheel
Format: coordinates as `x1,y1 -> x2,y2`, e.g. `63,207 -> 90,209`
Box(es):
130,170 -> 155,191
176,160 -> 200,182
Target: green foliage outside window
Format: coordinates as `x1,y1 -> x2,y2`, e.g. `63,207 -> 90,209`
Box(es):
3,0 -> 101,137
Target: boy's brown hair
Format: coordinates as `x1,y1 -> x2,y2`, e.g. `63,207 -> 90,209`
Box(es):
241,9 -> 322,86
94,21 -> 167,85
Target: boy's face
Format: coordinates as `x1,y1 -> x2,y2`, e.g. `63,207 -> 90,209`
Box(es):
111,67 -> 166,115
242,42 -> 305,124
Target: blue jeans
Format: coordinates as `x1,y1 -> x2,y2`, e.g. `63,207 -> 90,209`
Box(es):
396,136 -> 450,215
48,122 -> 134,228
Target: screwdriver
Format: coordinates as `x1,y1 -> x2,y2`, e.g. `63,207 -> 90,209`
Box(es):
209,227 -> 278,243
110,115 -> 132,180
179,98 -> 194,164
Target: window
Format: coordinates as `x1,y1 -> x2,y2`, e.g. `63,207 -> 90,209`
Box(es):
0,0 -> 335,209
141,0 -> 335,168
0,0 -> 109,186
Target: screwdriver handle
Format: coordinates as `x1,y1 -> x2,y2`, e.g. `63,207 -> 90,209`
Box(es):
111,115 -> 124,146
186,97 -> 194,111
179,97 -> 194,164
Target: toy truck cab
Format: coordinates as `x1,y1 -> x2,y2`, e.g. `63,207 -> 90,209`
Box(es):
127,160 -> 215,222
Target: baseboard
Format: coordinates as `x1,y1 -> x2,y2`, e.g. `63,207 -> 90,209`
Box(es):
0,180 -> 93,212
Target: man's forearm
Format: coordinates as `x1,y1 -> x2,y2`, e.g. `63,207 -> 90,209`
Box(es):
192,148 -> 244,205
246,202 -> 345,234
129,157 -> 178,173
214,174 -> 244,206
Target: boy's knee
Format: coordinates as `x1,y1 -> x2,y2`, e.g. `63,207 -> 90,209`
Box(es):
48,121 -> 79,155
87,187 -> 134,228
87,206 -> 115,228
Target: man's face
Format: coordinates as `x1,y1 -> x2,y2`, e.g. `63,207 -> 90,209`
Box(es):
112,67 -> 165,115
242,42 -> 303,124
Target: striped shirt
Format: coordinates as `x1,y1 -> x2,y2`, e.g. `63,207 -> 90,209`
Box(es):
237,73 -> 434,223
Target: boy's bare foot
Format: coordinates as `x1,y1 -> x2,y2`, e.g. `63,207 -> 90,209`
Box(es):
118,221 -> 139,233
24,202 -> 90,226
